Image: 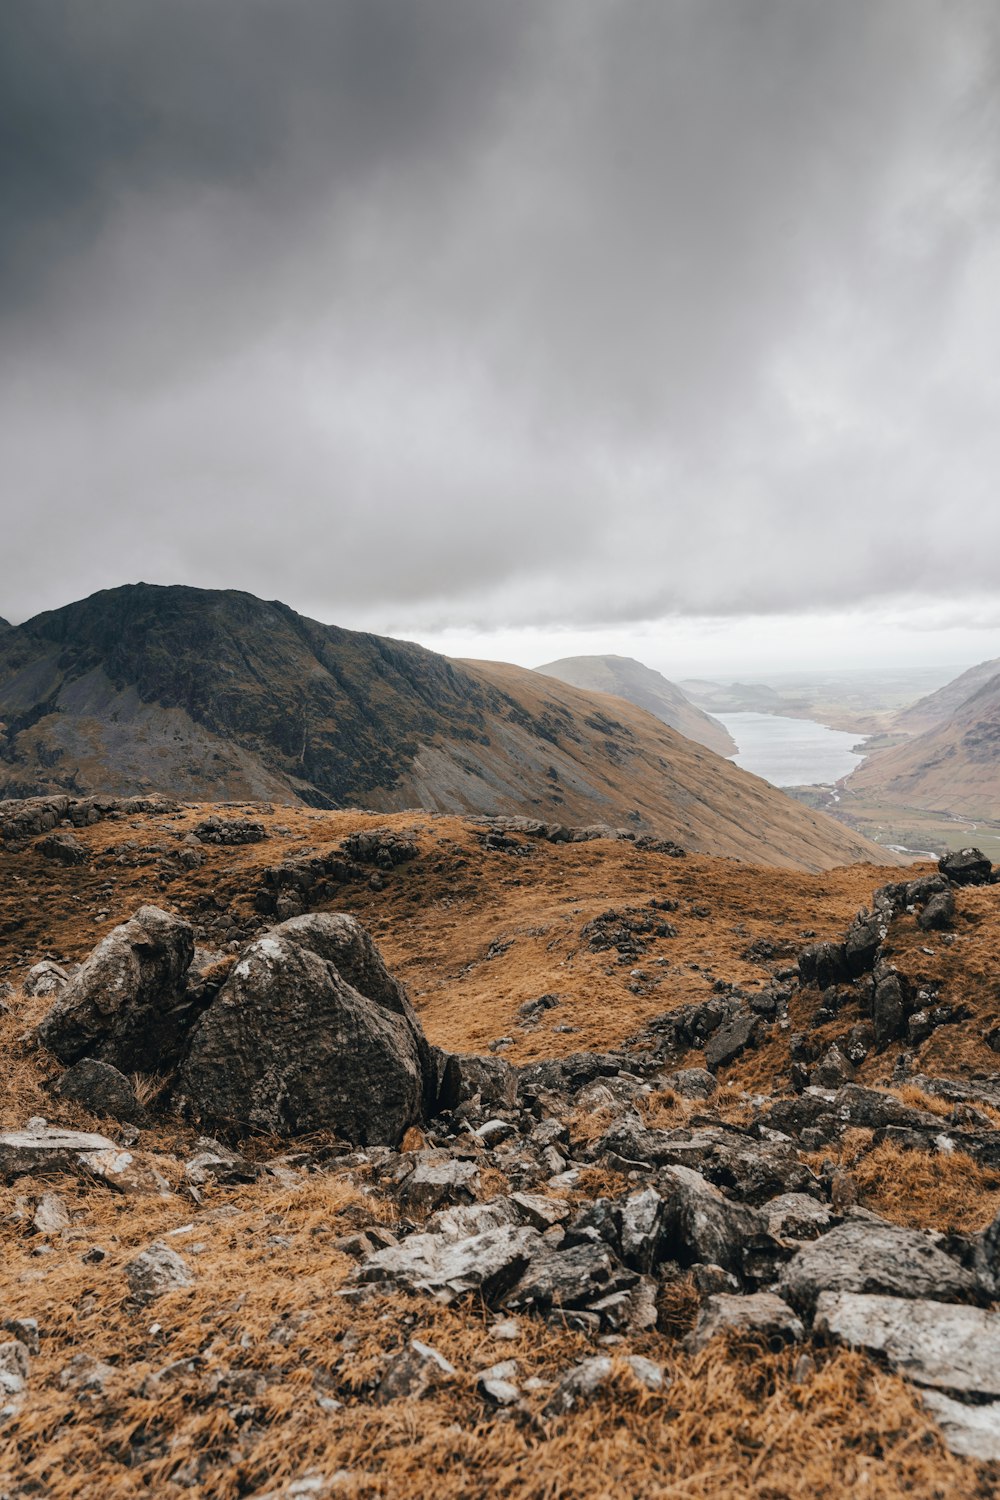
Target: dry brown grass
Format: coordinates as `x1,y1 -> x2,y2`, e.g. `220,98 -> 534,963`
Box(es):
0,1158 -> 989,1500
849,1140 -> 1000,1234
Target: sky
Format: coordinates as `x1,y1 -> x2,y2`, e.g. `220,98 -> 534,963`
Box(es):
3,1 -> 1000,679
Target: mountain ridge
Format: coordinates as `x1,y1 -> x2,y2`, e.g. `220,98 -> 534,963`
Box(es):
536,654 -> 736,757
0,583 -> 895,871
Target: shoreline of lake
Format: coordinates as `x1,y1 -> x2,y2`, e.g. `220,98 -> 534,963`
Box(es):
715,710 -> 868,788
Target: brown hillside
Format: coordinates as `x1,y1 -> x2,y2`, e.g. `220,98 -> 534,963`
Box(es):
848,670 -> 1000,820
1,802 -> 998,1498
535,654 -> 737,756
0,584 -> 894,872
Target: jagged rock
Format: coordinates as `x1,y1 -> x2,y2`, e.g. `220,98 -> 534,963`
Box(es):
798,942 -> 848,991
399,1158 -> 480,1213
184,1138 -> 259,1187
0,1341 -> 30,1396
506,1241 -> 638,1318
192,816 -> 266,845
179,914 -> 434,1143
917,888 -> 955,931
22,960 -> 69,997
0,1123 -> 120,1180
938,847 -> 992,886
664,1068 -> 717,1099
340,829 -> 419,868
704,1013 -> 758,1072
373,1339 -> 455,1403
518,1052 -> 627,1096
58,1353 -> 117,1392
765,1193 -> 833,1242
843,910 -> 883,977
54,1059 -> 147,1125
32,1192 -> 69,1234
124,1241 -> 194,1302
687,1292 -> 804,1353
657,1165 -> 781,1282
779,1221 -> 980,1317
921,1389 -> 1000,1462
542,1354 -> 666,1417
2,1320 -> 39,1356
832,1084 -> 937,1132
35,832 -> 87,865
438,1053 -> 517,1112
871,968 -> 911,1048
355,1224 -> 541,1303
508,1192 -> 570,1231
976,1206 -> 1000,1297
815,1292 -> 1000,1396
810,1044 -> 855,1089
598,1121 -> 812,1204
35,906 -> 195,1073
477,1360 -> 521,1406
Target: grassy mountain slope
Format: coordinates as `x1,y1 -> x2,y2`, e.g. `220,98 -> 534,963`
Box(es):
848,670 -> 1000,820
0,583 -> 894,871
536,654 -> 736,756
894,657 -> 1000,735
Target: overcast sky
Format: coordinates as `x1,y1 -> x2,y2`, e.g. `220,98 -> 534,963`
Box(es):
3,1 -> 1000,677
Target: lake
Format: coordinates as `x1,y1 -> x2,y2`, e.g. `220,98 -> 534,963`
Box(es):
714,711 -> 867,788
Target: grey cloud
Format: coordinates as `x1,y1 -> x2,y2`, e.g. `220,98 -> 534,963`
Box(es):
2,1 -> 999,635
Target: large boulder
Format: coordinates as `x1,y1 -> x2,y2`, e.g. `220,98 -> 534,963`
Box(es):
35,906 -> 195,1073
779,1220 -> 981,1317
178,913 -> 434,1144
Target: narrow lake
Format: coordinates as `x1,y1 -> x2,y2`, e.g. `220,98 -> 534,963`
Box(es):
714,711 -> 867,788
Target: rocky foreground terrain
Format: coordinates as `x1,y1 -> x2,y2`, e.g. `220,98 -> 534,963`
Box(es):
1,797 -> 1000,1497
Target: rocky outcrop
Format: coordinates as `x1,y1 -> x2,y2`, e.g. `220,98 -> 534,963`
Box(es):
178,914 -> 435,1143
35,906 -> 195,1073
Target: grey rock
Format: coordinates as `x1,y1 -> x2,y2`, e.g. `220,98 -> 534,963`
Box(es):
32,1192 -> 69,1235
542,1356 -> 612,1416
35,905 -> 195,1072
0,1124 -> 120,1180
765,1193 -> 833,1243
54,1058 -> 147,1125
58,1352 -> 118,1392
506,1241 -> 638,1316
184,1138 -> 258,1187
843,910 -> 884,977
917,888 -> 955,931
437,1052 -> 518,1112
658,1165 -> 780,1282
779,1221 -> 980,1317
374,1339 -> 455,1403
22,961 -> 69,998
688,1291 -> 805,1353
810,1044 -> 855,1089
872,970 -> 910,1048
2,1319 -> 39,1356
180,914 -> 434,1144
704,1013 -> 758,1072
921,1390 -> 1000,1462
815,1291 -> 1000,1396
356,1224 -> 541,1304
664,1068 -> 717,1100
477,1359 -> 520,1405
0,1341 -> 30,1396
798,942 -> 848,990
35,832 -> 87,865
542,1354 -> 666,1417
124,1241 -> 194,1302
399,1158 -> 480,1213
938,847 -> 992,886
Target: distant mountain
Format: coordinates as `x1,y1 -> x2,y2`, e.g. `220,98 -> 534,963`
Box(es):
894,657 -> 1000,736
848,669 -> 1000,819
0,583 -> 892,870
535,655 -> 736,756
680,679 -> 800,715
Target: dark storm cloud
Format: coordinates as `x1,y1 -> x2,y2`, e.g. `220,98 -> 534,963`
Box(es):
2,0 -> 999,634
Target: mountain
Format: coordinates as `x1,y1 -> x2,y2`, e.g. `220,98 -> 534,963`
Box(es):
0,583 -> 894,870
680,678 -> 800,715
847,669 -> 1000,819
535,655 -> 736,756
893,657 -> 1000,736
